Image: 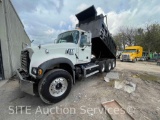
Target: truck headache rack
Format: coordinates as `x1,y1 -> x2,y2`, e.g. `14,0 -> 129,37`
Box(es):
76,5 -> 116,59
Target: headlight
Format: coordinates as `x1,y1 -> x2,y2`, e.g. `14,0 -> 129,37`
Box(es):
32,67 -> 38,75
32,68 -> 43,76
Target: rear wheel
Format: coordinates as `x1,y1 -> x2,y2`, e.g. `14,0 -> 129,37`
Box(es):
38,69 -> 72,104
111,59 -> 116,69
105,60 -> 112,72
98,61 -> 105,73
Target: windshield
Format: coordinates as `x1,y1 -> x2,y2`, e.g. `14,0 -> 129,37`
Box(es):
123,49 -> 137,53
56,30 -> 79,44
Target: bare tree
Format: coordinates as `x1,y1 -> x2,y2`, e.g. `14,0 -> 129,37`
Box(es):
120,27 -> 136,46
113,24 -> 160,53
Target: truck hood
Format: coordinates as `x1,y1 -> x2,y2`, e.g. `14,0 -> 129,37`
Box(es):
122,52 -> 135,56
26,43 -> 78,71
26,43 -> 77,52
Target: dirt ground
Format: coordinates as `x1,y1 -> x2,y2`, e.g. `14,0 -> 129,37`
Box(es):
0,60 -> 160,120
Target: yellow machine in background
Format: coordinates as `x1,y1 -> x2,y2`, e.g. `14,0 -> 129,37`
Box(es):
120,46 -> 143,62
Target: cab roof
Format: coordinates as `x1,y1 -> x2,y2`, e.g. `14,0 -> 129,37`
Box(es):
58,29 -> 87,36
125,46 -> 142,50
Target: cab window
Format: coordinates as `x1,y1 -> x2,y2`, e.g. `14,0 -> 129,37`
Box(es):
57,30 -> 79,44
80,35 -> 87,47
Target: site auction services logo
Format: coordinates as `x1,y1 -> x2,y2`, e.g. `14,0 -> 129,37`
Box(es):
8,105 -> 136,115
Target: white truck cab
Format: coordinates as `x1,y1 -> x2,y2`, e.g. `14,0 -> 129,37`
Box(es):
28,30 -> 92,78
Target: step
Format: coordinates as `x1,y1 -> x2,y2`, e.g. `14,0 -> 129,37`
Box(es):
85,70 -> 99,78
84,64 -> 99,70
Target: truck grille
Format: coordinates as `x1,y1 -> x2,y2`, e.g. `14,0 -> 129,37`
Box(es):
21,51 -> 30,73
122,54 -> 130,60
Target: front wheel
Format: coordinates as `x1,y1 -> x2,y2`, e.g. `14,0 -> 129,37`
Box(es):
133,58 -> 136,63
38,69 -> 72,104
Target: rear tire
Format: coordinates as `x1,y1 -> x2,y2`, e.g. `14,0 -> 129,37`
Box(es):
105,59 -> 112,72
98,61 -> 105,73
38,69 -> 72,104
111,59 -> 116,69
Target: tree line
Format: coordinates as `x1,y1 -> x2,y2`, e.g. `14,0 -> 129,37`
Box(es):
113,23 -> 160,53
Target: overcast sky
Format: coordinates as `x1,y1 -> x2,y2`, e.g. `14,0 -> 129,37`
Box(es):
11,0 -> 160,45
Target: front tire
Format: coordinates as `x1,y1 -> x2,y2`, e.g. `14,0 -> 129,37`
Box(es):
133,58 -> 136,63
38,69 -> 72,104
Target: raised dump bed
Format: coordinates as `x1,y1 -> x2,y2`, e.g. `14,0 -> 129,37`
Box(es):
76,5 -> 116,59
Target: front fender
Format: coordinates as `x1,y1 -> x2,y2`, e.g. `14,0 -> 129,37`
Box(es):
37,58 -> 75,79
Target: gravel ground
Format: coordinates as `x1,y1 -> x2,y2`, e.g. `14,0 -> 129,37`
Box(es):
0,60 -> 160,120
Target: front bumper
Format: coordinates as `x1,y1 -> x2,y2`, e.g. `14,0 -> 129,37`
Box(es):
120,58 -> 132,61
16,69 -> 35,96
122,59 -> 132,61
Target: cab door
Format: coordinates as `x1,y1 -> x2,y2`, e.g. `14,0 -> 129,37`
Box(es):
78,32 -> 91,64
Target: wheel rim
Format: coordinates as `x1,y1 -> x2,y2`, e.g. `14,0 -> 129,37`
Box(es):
49,77 -> 68,97
108,63 -> 111,70
101,63 -> 105,72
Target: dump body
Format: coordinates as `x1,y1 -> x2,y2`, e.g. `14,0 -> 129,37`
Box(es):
76,6 -> 116,59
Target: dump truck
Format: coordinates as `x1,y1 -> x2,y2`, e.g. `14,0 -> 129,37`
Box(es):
120,46 -> 143,62
16,5 -> 116,104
